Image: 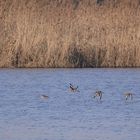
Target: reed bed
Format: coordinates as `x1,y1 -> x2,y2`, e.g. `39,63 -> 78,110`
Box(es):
0,0 -> 140,68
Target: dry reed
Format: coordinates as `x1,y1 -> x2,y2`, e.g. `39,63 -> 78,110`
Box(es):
0,0 -> 140,68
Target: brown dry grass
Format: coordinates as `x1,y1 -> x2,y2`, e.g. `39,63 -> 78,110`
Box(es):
0,0 -> 140,68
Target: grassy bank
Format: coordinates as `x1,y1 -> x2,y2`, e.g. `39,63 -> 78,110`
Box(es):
0,0 -> 140,68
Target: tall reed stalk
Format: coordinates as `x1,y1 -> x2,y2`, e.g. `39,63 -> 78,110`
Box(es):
0,0 -> 140,67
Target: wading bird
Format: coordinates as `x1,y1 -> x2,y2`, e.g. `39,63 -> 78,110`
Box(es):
93,90 -> 103,100
69,83 -> 79,92
124,92 -> 133,100
40,95 -> 49,100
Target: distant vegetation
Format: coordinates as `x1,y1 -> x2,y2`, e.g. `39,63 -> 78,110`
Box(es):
0,0 -> 140,68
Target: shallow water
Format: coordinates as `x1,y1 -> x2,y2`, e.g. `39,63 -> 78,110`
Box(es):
0,68 -> 140,140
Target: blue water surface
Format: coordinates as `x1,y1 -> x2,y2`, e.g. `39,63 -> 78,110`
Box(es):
0,68 -> 140,140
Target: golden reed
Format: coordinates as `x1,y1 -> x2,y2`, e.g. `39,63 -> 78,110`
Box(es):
0,0 -> 140,68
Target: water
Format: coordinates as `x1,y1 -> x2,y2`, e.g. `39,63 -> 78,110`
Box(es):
0,68 -> 140,140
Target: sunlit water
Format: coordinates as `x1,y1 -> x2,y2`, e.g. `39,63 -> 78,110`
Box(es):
0,68 -> 140,140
